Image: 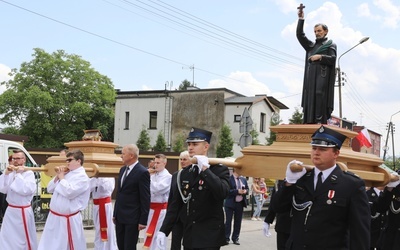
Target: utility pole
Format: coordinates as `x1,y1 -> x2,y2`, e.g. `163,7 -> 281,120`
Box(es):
182,64 -> 195,86
383,110 -> 400,169
383,122 -> 391,161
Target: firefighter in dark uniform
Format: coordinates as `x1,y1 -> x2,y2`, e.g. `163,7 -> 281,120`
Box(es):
366,186 -> 387,250
375,175 -> 400,250
263,180 -> 291,250
156,127 -> 230,250
273,125 -> 370,250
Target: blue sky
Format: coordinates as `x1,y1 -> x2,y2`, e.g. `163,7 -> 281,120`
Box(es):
1,0 -> 400,158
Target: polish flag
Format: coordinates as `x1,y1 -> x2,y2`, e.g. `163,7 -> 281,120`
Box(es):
356,128 -> 372,148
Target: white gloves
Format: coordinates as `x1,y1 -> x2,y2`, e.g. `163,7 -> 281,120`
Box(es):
263,222 -> 271,237
285,160 -> 306,184
155,231 -> 167,249
195,155 -> 210,169
387,173 -> 400,188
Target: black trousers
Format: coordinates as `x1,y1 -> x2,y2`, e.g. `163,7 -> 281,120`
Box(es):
115,222 -> 139,250
171,219 -> 184,250
277,232 -> 290,250
224,202 -> 244,241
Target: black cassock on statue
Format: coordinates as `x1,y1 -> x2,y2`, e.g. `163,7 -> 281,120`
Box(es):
297,19 -> 337,124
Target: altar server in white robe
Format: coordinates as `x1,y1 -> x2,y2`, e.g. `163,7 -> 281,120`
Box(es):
0,150 -> 38,250
90,177 -> 117,250
38,149 -> 90,250
143,154 -> 171,250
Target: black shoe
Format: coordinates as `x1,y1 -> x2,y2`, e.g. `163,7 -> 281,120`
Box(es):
233,241 -> 240,245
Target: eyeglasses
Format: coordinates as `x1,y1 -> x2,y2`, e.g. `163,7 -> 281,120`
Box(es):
66,158 -> 75,163
12,157 -> 23,161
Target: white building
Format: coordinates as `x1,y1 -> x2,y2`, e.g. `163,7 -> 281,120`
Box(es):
114,87 -> 288,157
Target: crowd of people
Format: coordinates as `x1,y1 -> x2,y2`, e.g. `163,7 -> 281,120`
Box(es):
2,124 -> 400,250
0,127 -> 232,250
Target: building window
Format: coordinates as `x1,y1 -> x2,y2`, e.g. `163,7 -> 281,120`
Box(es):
260,113 -> 266,133
234,115 -> 241,122
149,111 -> 157,129
124,112 -> 130,130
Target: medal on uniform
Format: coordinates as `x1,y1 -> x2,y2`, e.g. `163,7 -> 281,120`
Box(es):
198,180 -> 204,190
327,189 -> 335,204
182,181 -> 189,197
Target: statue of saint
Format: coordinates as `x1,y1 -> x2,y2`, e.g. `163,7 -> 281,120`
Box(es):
297,4 -> 337,124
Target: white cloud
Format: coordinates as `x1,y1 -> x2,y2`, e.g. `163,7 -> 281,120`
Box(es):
141,85 -> 154,90
357,3 -> 379,20
272,0 -> 299,14
357,0 -> 400,28
208,71 -> 271,96
375,0 -> 400,28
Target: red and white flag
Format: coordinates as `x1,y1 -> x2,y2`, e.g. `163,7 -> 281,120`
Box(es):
356,128 -> 372,148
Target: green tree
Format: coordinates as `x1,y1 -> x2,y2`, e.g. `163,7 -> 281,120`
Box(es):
178,79 -> 194,90
216,124 -> 234,158
172,133 -> 186,152
266,113 -> 282,145
384,156 -> 400,171
250,128 -> 260,145
0,48 -> 115,148
289,106 -> 304,124
153,130 -> 167,152
136,126 -> 151,151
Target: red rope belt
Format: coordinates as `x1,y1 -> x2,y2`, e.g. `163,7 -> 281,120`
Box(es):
143,202 -> 168,248
8,204 -> 32,250
93,196 -> 111,241
50,209 -> 80,250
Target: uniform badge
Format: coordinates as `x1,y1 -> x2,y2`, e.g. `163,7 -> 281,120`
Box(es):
198,180 -> 204,190
327,190 -> 335,204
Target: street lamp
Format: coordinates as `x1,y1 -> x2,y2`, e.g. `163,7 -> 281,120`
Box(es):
337,37 -> 370,120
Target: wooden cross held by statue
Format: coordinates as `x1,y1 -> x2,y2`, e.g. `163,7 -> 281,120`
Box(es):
297,3 -> 305,15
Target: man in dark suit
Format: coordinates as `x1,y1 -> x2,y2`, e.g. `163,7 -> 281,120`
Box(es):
156,127 -> 230,250
113,144 -> 150,250
274,125 -> 370,250
224,169 -> 248,245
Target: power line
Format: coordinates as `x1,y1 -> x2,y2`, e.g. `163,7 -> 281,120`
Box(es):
115,0 -> 303,69
148,0 -> 303,62
1,0 -> 302,95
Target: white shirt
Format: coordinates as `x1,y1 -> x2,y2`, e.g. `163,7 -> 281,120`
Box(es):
150,168 -> 172,203
314,165 -> 336,189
